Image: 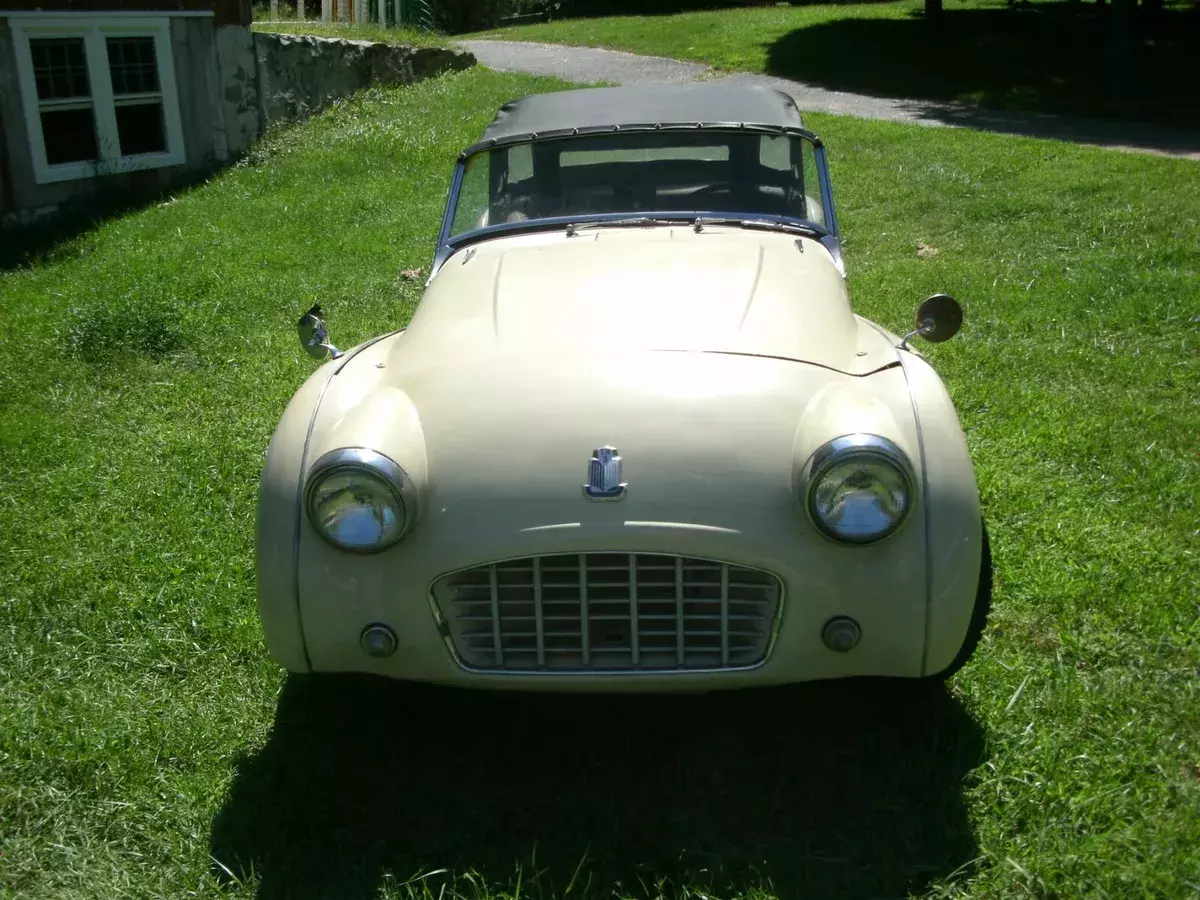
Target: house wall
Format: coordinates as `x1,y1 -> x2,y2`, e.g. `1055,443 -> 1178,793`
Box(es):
215,24 -> 259,156
0,15 -> 474,223
1,0 -> 249,26
0,13 -> 231,222
174,15 -> 229,165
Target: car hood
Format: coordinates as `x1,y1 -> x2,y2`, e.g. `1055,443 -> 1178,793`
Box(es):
307,337 -> 919,541
407,226 -> 897,377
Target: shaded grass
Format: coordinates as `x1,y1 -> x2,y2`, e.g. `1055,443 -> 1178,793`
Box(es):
1,67 -> 1199,899
482,0 -> 1200,126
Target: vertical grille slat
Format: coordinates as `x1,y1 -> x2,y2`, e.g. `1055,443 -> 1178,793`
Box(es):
532,557 -> 545,666
720,563 -> 730,667
434,553 -> 781,673
629,553 -> 639,667
488,565 -> 503,667
675,556 -> 685,666
579,553 -> 590,667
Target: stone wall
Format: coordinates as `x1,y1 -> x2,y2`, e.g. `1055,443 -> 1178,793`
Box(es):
252,32 -> 474,128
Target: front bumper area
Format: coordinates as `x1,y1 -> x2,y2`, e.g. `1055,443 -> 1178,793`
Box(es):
288,517 -> 932,691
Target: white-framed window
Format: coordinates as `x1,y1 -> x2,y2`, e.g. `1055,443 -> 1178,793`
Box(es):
9,16 -> 186,184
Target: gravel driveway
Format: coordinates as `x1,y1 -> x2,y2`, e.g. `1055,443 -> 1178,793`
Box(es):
461,39 -> 1200,160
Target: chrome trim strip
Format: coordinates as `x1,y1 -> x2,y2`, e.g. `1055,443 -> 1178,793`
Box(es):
533,556 -> 545,666
675,556 -> 685,666
622,520 -> 742,534
488,564 -> 503,667
720,563 -> 730,667
435,659 -> 774,678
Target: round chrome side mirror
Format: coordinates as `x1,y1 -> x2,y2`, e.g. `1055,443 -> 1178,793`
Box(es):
915,293 -> 963,343
297,304 -> 342,360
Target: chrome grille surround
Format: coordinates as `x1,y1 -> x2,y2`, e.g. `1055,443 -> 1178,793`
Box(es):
429,553 -> 784,673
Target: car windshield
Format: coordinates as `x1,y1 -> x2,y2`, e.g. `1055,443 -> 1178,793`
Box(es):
448,130 -> 827,237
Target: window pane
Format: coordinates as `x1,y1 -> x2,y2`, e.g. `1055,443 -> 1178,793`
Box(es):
560,144 -> 728,167
106,36 -> 160,96
40,107 -> 99,164
114,101 -> 166,155
802,143 -> 826,228
30,38 -> 90,100
450,132 -> 827,234
450,153 -> 491,234
759,135 -> 791,172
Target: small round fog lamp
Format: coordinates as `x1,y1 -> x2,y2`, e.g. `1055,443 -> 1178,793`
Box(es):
361,624 -> 398,658
822,616 -> 861,653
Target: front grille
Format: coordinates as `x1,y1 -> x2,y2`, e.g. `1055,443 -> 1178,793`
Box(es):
431,553 -> 783,672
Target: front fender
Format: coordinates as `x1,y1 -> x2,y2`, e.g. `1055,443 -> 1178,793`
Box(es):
900,350 -> 983,676
256,359 -> 339,672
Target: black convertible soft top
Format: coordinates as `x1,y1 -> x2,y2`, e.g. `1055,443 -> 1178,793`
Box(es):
467,83 -> 807,153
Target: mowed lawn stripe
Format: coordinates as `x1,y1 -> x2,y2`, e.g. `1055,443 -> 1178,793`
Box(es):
1,67 -> 1197,899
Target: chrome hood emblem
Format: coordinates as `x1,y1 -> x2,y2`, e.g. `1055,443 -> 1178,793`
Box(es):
584,446 -> 626,500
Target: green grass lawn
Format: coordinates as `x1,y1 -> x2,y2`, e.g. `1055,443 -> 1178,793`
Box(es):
482,0 -> 1200,127
2,67 -> 1199,899
251,20 -> 449,46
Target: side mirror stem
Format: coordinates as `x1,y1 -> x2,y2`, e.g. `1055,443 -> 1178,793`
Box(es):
899,315 -> 936,350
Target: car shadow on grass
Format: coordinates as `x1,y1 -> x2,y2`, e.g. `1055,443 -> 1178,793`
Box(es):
210,674 -> 985,899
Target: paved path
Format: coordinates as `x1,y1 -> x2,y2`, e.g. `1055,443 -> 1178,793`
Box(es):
460,39 -> 1200,160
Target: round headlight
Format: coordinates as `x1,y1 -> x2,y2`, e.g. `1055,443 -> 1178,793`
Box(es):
806,434 -> 914,544
305,449 -> 411,553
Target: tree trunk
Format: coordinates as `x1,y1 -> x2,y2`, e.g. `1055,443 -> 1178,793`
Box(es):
926,0 -> 943,21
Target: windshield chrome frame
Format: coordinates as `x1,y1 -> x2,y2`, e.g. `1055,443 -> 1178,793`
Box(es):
432,125 -> 841,276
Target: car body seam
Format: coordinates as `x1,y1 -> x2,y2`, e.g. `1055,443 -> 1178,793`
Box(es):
737,244 -> 766,332
651,347 -> 900,377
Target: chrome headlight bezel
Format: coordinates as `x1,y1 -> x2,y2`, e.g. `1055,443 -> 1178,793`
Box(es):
803,434 -> 916,545
304,448 -> 415,553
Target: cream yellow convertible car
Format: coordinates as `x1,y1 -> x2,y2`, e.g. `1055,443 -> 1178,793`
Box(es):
257,84 -> 990,689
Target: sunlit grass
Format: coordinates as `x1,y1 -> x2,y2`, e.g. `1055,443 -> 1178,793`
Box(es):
252,21 -> 449,46
1,67 -> 1198,899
